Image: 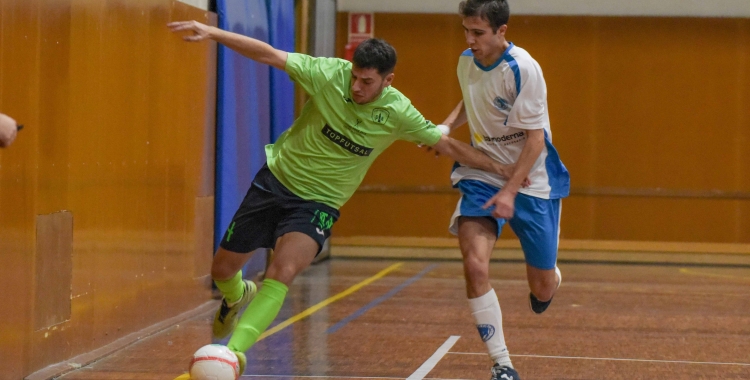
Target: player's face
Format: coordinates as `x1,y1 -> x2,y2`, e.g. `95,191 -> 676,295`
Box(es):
350,66 -> 394,104
462,16 -> 508,66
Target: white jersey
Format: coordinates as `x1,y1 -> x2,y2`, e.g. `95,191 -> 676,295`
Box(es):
452,43 -> 569,199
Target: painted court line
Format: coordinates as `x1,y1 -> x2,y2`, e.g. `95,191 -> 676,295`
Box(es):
257,262 -> 404,342
407,336 -> 461,380
449,352 -> 750,366
241,376 -> 472,380
173,263 -> 406,380
679,267 -> 750,281
327,263 -> 439,334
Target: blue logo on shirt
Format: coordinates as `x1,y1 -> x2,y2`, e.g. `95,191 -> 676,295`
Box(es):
493,97 -> 511,111
477,324 -> 495,342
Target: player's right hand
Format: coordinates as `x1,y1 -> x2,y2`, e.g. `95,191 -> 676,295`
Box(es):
167,21 -> 212,42
0,113 -> 18,148
483,189 -> 515,219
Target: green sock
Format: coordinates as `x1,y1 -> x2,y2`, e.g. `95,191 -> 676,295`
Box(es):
227,279 -> 288,352
214,271 -> 244,304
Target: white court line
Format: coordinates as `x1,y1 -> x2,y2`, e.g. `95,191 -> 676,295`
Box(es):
449,352 -> 750,366
241,376 -> 471,380
407,336 -> 462,380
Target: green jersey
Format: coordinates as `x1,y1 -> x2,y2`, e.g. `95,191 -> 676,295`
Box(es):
265,53 -> 442,209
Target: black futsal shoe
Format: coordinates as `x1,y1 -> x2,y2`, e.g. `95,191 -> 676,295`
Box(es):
490,363 -> 521,380
529,292 -> 553,314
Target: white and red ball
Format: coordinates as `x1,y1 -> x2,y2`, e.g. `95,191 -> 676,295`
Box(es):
189,344 -> 240,380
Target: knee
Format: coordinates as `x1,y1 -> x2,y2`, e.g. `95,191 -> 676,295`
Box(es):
264,262 -> 297,286
462,253 -> 489,287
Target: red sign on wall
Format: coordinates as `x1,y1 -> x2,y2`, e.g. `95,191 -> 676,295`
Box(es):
348,13 -> 374,44
345,13 -> 374,60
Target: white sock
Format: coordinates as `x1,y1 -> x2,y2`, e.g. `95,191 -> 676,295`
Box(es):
468,288 -> 512,368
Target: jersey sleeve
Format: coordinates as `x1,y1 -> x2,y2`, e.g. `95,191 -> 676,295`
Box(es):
505,61 -> 547,130
285,53 -> 346,96
397,103 -> 442,146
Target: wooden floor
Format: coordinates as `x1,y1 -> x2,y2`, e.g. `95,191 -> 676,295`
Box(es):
58,258 -> 750,380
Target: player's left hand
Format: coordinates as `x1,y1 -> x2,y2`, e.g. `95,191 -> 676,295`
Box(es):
482,190 -> 515,219
167,20 -> 212,42
495,163 -> 532,188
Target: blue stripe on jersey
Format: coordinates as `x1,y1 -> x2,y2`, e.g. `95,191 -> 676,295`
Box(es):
502,44 -> 522,94
471,43 -> 514,71
544,130 -> 570,199
461,49 -> 473,57
473,56 -> 503,71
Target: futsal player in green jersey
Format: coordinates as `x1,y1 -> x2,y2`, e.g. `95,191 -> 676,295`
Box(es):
168,20 -> 516,373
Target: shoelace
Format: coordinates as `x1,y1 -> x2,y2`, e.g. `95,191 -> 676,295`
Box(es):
217,301 -> 231,322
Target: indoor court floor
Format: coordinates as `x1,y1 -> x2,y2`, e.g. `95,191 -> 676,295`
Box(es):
56,258 -> 750,380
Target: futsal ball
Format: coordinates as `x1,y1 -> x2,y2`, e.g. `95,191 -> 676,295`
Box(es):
189,344 -> 240,380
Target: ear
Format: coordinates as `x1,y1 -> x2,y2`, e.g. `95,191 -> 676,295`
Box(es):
497,24 -> 508,37
383,72 -> 395,87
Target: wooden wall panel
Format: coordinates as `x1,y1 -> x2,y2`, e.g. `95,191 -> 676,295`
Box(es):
0,0 -> 42,378
333,13 -> 750,243
0,0 -> 217,377
34,212 -> 74,332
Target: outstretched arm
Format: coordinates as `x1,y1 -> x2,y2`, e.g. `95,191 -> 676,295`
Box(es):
167,21 -> 288,70
438,100 -> 468,133
430,135 -> 511,179
425,101 -> 467,156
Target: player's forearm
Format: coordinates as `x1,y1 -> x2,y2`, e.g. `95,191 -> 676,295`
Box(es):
440,101 -> 467,132
436,135 -> 506,176
502,130 -> 544,195
208,27 -> 287,70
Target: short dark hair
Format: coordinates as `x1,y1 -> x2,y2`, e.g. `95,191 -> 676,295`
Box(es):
459,0 -> 510,33
352,39 -> 397,76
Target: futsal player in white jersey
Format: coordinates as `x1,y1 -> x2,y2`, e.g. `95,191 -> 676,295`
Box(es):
437,1 -> 570,379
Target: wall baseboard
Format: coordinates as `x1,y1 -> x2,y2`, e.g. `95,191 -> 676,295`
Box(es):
331,237 -> 750,266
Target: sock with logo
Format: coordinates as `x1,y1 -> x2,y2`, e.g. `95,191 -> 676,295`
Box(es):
214,270 -> 244,305
227,279 -> 288,352
469,288 -> 512,368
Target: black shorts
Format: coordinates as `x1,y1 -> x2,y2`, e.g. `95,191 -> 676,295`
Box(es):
219,164 -> 339,255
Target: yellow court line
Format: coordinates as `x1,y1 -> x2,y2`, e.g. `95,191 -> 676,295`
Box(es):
679,268 -> 750,281
173,262 -> 404,379
257,261 -> 404,341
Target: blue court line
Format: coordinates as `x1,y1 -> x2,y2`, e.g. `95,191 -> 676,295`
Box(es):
326,264 -> 439,334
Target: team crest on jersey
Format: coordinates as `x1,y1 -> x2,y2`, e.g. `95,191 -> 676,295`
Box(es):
371,108 -> 390,124
477,324 -> 495,342
492,96 -> 511,112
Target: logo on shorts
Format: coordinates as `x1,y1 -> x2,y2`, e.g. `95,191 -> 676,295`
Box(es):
311,210 -> 334,233
477,324 -> 495,342
225,222 -> 236,242
371,108 -> 390,124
